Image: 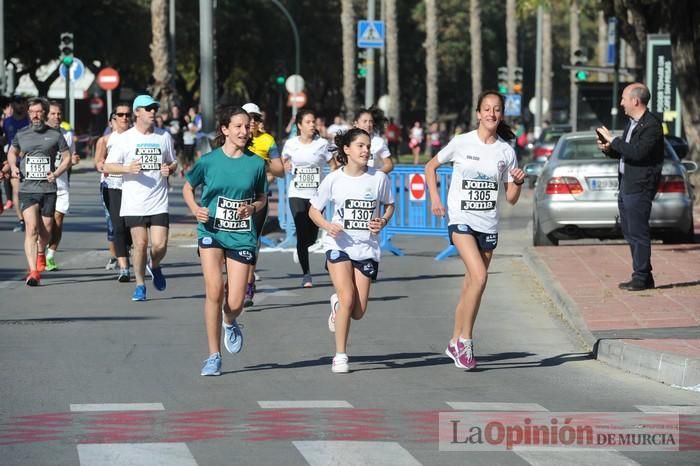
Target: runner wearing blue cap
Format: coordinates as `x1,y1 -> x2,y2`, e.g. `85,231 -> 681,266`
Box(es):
104,95 -> 177,301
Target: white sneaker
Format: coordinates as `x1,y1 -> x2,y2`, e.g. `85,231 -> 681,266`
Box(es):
254,272 -> 260,282
328,293 -> 339,332
331,354 -> 349,373
292,250 -> 299,264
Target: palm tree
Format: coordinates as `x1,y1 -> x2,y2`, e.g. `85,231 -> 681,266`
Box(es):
469,0 -> 482,117
149,0 -> 175,109
341,0 -> 356,119
506,0 -> 517,91
425,0 -> 438,125
543,6 -> 552,122
386,0 -> 400,123
570,0 -> 580,130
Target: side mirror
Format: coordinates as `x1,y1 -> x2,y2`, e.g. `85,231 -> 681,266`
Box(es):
682,161 -> 698,174
524,162 -> 545,177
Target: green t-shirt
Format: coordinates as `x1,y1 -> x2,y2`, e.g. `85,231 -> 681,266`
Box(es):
186,147 -> 268,251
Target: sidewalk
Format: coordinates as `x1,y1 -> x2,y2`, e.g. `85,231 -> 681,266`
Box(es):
524,207 -> 700,389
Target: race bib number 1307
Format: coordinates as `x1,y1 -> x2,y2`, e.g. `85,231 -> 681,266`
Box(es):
214,196 -> 251,232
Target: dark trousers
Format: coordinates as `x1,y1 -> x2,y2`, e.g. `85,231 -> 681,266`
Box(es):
289,197 -> 319,275
618,181 -> 655,282
106,188 -> 132,259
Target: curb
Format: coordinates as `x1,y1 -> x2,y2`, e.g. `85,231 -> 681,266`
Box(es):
522,246 -> 700,388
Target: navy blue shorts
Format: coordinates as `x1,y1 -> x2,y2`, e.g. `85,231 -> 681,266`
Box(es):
197,237 -> 256,265
325,250 -> 378,280
448,224 -> 498,251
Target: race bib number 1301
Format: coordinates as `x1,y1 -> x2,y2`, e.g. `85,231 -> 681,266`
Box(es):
214,197 -> 251,232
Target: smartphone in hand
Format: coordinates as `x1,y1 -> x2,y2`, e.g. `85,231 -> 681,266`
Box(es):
596,129 -> 607,144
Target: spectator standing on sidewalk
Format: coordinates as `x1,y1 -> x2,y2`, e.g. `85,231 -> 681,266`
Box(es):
597,83 -> 663,292
409,121 -> 424,165
425,90 -> 525,370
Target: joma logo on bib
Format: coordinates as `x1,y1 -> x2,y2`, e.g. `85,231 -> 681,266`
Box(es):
214,196 -> 251,232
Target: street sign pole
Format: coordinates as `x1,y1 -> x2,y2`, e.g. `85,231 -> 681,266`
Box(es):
70,78 -> 75,130
365,0 -> 376,109
106,90 -> 113,119
64,64 -> 71,124
609,18 -> 619,131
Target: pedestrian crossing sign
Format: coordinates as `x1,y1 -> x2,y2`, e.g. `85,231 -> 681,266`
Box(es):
357,20 -> 385,48
505,94 -> 522,117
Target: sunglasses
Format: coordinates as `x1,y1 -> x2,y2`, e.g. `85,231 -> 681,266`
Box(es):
140,105 -> 159,112
115,112 -> 131,118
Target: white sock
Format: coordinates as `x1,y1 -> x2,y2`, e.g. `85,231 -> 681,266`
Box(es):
335,352 -> 347,360
459,337 -> 473,347
46,249 -> 56,259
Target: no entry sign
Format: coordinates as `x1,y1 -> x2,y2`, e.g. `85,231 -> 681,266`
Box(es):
96,67 -> 120,91
410,173 -> 426,201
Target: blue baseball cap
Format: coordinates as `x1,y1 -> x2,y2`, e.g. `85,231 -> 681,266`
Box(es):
132,95 -> 160,111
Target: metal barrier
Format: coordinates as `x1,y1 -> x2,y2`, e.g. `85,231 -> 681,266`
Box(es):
268,165 -> 458,260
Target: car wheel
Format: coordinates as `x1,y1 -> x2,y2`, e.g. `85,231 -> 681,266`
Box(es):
533,214 -> 558,246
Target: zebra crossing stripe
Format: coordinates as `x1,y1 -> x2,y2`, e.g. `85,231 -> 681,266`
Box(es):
258,401 -> 354,409
70,403 -> 165,412
77,443 -> 198,466
293,441 -> 422,466
446,402 -> 548,411
514,450 -> 641,466
635,405 -> 700,414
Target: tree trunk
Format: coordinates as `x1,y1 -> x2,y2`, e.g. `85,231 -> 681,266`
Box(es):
543,8 -> 552,122
669,0 -> 700,164
506,0 -> 517,91
425,0 -> 438,125
150,0 -> 175,110
569,0 -> 580,130
341,0 -> 356,120
596,11 -> 608,82
469,0 -> 482,118
385,0 -> 400,123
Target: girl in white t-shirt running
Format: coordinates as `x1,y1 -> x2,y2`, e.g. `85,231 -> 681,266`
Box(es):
352,108 -> 394,174
424,90 -> 526,371
309,128 -> 395,374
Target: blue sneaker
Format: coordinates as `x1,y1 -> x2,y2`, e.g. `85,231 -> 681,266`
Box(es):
200,352 -> 222,376
149,265 -> 166,291
223,319 -> 243,354
132,284 -> 147,301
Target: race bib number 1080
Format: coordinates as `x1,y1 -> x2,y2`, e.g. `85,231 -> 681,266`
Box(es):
214,196 -> 251,232
293,166 -> 321,189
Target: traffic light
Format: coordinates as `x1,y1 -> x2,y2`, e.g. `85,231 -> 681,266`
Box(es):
573,48 -> 588,81
59,32 -> 74,67
513,66 -> 523,94
357,50 -> 367,79
275,74 -> 285,85
497,66 -> 508,94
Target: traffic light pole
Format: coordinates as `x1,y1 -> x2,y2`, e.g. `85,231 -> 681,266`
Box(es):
611,19 -> 620,131
64,66 -> 70,124
365,0 -> 376,109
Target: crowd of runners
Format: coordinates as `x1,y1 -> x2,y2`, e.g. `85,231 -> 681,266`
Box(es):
0,90 -> 526,376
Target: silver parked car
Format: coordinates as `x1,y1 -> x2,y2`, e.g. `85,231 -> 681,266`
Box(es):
526,132 -> 697,246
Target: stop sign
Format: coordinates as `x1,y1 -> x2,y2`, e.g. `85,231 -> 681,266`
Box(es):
90,97 -> 105,115
409,173 -> 426,201
96,67 -> 120,91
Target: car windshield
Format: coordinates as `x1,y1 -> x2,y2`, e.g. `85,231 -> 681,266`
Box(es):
557,138 -> 608,160
539,130 -> 564,144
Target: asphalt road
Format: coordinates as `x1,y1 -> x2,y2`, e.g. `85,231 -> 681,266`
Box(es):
1,170 -> 698,466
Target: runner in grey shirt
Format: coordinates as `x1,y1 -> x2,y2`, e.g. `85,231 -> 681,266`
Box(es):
7,97 -> 71,286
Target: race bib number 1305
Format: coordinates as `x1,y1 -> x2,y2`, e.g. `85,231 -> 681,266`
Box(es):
214,197 -> 251,232
461,179 -> 498,211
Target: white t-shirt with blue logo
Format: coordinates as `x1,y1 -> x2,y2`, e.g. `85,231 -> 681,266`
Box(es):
281,136 -> 332,199
310,167 -> 394,262
368,134 -> 391,168
437,130 -> 517,233
106,126 -> 175,216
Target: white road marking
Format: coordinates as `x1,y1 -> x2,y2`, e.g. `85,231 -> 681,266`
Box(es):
635,405 -> 700,414
77,443 -> 197,466
446,402 -> 548,411
70,403 -> 165,412
258,400 -> 353,409
293,441 -> 422,466
515,450 -> 640,466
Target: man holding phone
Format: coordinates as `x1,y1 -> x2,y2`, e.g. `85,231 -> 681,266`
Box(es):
597,83 -> 664,291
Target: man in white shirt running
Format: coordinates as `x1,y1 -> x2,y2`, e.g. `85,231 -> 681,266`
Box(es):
104,95 -> 177,301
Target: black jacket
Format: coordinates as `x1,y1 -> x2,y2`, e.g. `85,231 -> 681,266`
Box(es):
607,110 -> 664,194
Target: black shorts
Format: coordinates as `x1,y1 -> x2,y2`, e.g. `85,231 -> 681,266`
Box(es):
448,224 -> 498,251
125,213 -> 170,228
19,192 -> 57,217
325,249 -> 379,280
197,237 -> 256,265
